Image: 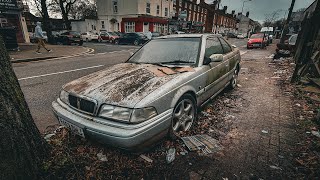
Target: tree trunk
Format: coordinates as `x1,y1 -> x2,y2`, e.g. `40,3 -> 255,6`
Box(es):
59,0 -> 72,30
41,0 -> 53,43
0,36 -> 49,179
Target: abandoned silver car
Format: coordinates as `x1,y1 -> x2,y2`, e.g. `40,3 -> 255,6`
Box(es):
52,34 -> 241,150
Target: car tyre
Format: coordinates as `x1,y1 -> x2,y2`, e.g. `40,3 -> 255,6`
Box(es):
86,38 -> 89,42
169,94 -> 197,140
229,67 -> 239,89
114,39 -> 119,45
133,39 -> 139,46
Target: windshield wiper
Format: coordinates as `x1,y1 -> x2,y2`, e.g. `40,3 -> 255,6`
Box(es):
160,60 -> 193,65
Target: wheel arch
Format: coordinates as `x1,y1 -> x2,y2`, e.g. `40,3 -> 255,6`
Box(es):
170,85 -> 197,108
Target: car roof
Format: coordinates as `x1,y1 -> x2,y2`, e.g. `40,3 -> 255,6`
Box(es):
157,33 -> 222,39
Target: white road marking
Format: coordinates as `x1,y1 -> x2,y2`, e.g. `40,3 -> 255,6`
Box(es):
18,65 -> 104,81
240,51 -> 248,55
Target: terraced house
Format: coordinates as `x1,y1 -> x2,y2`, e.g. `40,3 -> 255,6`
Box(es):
97,0 -> 173,33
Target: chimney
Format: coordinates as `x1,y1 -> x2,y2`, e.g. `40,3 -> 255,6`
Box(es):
231,10 -> 235,15
246,11 -> 250,17
223,6 -> 227,14
238,12 -> 242,16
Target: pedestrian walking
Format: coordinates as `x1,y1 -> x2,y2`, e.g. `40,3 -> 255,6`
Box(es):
35,22 -> 51,54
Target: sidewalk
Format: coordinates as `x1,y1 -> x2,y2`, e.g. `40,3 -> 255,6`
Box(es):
9,44 -> 93,63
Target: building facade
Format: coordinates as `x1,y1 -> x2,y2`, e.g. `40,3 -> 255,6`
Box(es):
97,0 -> 173,33
171,0 -> 237,34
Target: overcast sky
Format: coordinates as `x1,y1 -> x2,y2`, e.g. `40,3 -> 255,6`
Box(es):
206,0 -> 315,23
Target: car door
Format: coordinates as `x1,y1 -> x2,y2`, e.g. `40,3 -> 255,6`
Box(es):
219,38 -> 237,82
127,33 -> 136,44
200,37 -> 229,102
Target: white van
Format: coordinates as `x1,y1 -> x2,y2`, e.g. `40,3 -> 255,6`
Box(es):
261,27 -> 274,43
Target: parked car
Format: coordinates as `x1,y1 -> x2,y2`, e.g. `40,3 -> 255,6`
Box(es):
114,32 -> 149,45
52,34 -> 241,150
81,32 -> 99,42
175,31 -> 186,34
236,34 -> 245,39
114,32 -> 125,37
55,31 -> 83,45
99,32 -> 119,43
261,27 -> 274,44
227,33 -> 237,38
247,33 -> 267,49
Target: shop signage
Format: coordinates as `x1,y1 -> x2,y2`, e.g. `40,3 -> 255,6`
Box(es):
0,0 -> 18,10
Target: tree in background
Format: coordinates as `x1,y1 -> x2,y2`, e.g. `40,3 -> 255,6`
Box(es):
0,36 -> 49,179
51,0 -> 78,30
263,10 -> 280,27
69,0 -> 97,20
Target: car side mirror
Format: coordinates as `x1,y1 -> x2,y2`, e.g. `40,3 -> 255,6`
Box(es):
210,54 -> 224,62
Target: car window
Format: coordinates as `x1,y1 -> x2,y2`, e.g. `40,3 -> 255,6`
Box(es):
128,38 -> 201,65
219,38 -> 232,54
61,32 -> 69,35
205,37 -> 224,59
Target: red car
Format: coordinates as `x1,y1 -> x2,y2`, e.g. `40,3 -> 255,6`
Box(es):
247,33 -> 267,49
99,32 -> 119,43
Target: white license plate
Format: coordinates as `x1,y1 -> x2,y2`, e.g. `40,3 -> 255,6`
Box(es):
253,44 -> 260,47
58,117 -> 85,138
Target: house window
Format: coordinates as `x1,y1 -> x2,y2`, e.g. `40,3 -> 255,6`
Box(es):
146,3 -> 151,14
101,21 -> 105,29
157,5 -> 160,15
125,22 -> 135,32
165,8 -> 168,16
113,0 -> 118,14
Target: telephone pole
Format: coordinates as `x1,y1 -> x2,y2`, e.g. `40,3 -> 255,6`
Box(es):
280,0 -> 296,43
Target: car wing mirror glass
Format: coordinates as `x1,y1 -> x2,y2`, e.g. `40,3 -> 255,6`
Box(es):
210,54 -> 224,62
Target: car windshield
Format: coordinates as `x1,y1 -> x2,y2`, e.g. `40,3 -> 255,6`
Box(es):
128,38 -> 201,65
70,31 -> 80,36
251,34 -> 263,39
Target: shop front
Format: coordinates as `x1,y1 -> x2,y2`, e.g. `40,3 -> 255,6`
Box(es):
121,16 -> 168,34
0,0 -> 27,43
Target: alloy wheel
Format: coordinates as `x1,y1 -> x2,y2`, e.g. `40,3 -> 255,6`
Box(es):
172,98 -> 195,136
231,69 -> 238,88
134,40 -> 139,46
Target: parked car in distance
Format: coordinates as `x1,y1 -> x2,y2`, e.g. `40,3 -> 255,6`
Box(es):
55,31 -> 83,45
81,32 -> 99,42
247,33 -> 267,49
237,34 -> 245,39
114,32 -> 124,37
261,27 -> 274,44
52,34 -> 241,150
99,31 -> 119,43
175,31 -> 186,34
114,32 -> 148,45
227,33 -> 237,38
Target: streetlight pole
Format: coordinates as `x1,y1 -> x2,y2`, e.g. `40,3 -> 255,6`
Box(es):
241,0 -> 252,14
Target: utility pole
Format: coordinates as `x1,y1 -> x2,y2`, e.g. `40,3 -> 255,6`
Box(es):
280,0 -> 296,43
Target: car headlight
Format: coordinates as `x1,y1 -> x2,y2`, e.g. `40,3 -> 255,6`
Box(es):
131,107 -> 158,123
99,105 -> 132,122
99,105 -> 157,123
60,90 -> 69,104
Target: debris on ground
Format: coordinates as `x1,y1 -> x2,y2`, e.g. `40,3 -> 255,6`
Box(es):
181,135 -> 222,154
261,130 -> 269,134
166,148 -> 176,164
44,133 -> 55,141
311,131 -> 320,138
97,152 -> 107,162
140,154 -> 153,163
270,165 -> 282,170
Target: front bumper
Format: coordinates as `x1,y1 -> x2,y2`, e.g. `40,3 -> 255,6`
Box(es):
52,99 -> 172,150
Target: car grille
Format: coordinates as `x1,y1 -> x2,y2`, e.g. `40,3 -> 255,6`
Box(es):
251,42 -> 262,45
68,95 -> 96,114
